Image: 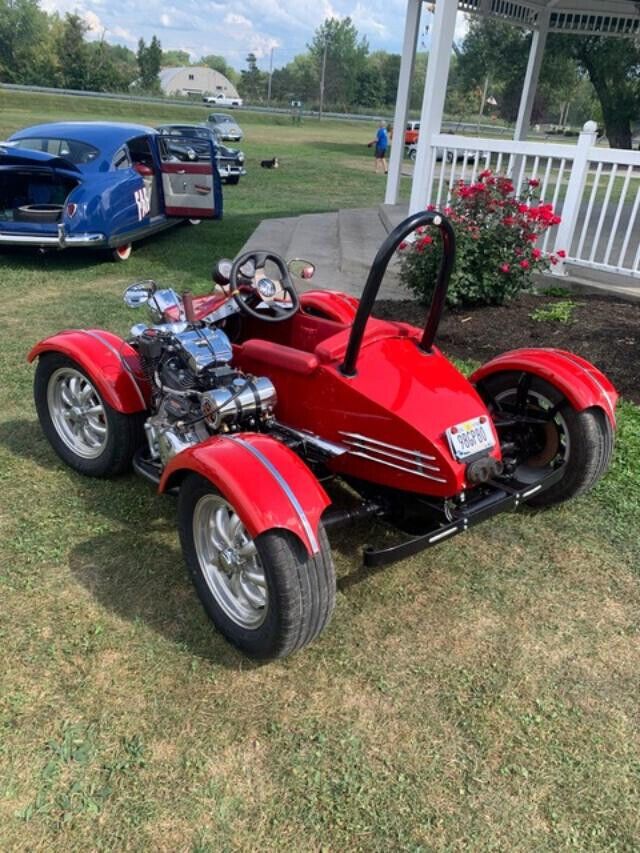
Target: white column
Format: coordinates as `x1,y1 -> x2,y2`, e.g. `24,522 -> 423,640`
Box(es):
513,9 -> 550,141
409,0 -> 459,214
384,0 -> 421,205
552,120 -> 598,276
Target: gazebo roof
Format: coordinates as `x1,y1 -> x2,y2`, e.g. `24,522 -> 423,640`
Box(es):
452,0 -> 640,36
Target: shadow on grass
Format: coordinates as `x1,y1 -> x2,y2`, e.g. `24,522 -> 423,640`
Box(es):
1,418 -> 404,655
68,532 -> 257,669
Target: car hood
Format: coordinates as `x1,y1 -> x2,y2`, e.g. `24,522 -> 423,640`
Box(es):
0,144 -> 81,174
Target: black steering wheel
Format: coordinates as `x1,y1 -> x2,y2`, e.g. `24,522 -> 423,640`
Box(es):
229,250 -> 300,324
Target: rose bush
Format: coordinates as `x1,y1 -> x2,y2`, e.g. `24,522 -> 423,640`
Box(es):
398,171 -> 564,307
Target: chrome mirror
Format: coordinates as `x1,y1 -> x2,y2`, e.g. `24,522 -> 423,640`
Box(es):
123,280 -> 157,308
288,259 -> 315,280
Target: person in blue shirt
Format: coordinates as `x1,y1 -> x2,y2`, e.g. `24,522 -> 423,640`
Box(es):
368,120 -> 389,174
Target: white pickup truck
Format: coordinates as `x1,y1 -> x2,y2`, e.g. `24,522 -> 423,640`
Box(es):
202,93 -> 243,108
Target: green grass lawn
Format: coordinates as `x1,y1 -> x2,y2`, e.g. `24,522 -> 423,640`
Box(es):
1,89 -> 639,852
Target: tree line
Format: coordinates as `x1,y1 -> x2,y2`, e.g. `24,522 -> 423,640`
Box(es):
1,1 -> 638,148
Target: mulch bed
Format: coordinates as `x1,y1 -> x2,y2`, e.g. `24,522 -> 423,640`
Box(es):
375,291 -> 639,404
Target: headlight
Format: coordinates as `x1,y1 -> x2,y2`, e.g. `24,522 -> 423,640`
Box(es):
238,153 -> 245,164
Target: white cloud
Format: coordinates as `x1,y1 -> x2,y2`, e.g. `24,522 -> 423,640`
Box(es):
37,0 -> 470,68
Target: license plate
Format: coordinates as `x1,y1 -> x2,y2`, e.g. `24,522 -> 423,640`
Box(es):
446,416 -> 495,461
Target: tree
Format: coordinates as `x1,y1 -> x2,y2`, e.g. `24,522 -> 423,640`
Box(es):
162,49 -> 190,68
57,13 -> 89,89
200,53 -> 239,86
87,40 -> 137,93
551,34 -> 640,149
457,18 -> 579,124
137,35 -> 162,93
0,0 -> 58,85
309,17 -> 369,110
239,52 -> 267,102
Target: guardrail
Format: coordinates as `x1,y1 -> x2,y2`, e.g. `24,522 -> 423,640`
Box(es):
1,82 -> 520,134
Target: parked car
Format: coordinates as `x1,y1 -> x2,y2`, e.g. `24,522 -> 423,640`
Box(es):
28,210 -> 617,658
157,124 -> 246,185
0,122 -> 222,260
203,93 -> 243,108
405,120 -> 420,145
406,143 -> 477,164
206,113 -> 244,142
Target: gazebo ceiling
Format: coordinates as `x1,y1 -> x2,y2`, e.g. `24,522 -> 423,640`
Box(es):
453,0 -> 640,36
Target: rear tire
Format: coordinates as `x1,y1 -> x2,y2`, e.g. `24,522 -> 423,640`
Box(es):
178,474 -> 336,659
225,176 -> 240,185
478,371 -> 614,507
34,353 -> 144,477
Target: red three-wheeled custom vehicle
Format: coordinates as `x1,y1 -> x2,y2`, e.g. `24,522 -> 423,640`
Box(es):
29,211 -> 617,659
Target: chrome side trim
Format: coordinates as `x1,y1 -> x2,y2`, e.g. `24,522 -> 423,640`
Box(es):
80,330 -> 147,409
272,421 -> 348,458
226,437 -> 320,554
0,231 -> 105,247
338,431 -> 437,462
340,437 -> 441,472
348,449 -> 448,483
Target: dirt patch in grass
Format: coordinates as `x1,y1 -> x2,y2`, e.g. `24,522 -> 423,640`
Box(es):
375,291 -> 639,403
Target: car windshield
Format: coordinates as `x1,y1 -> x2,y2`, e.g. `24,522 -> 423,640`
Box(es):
13,136 -> 100,165
165,127 -> 210,139
209,114 -> 234,124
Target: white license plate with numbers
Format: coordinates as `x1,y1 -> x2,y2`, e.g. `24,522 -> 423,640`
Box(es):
446,417 -> 495,461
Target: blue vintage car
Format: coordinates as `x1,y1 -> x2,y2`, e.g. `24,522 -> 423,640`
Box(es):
0,121 -> 223,261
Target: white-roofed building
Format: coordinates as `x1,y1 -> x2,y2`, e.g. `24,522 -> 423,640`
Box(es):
159,66 -> 240,99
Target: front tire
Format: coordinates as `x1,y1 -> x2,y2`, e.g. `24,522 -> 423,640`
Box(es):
178,475 -> 336,659
34,353 -> 143,477
112,244 -> 132,262
478,371 -> 614,507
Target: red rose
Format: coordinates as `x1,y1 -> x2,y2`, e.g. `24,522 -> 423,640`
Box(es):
528,178 -> 540,188
520,259 -> 530,270
532,248 -> 542,260
499,263 -> 511,273
557,249 -> 566,258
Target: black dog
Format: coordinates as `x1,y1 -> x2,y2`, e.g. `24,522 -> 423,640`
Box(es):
260,157 -> 279,169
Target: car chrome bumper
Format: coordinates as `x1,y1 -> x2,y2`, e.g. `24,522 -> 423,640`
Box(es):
0,224 -> 106,248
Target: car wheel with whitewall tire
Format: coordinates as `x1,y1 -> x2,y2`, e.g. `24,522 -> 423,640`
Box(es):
34,353 -> 144,477
478,371 -> 614,507
178,474 -> 336,659
112,244 -> 132,262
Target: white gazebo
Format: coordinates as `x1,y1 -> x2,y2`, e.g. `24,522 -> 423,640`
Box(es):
384,1 -> 640,283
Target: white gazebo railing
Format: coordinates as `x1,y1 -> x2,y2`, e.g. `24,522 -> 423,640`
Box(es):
386,0 -> 640,285
424,122 -> 640,278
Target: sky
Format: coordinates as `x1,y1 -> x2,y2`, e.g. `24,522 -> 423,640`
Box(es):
39,0 -> 469,70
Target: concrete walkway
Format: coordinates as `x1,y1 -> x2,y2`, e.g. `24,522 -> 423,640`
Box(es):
239,204 -> 640,303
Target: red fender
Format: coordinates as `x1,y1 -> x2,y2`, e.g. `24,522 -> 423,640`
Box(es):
470,348 -> 618,426
300,290 -> 359,324
27,329 -> 149,413
159,433 -> 331,555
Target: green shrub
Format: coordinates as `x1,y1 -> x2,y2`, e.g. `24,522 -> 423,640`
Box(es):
398,172 -> 565,307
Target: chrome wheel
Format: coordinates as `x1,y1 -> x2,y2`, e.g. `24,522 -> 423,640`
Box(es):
193,495 -> 268,629
47,367 -> 108,459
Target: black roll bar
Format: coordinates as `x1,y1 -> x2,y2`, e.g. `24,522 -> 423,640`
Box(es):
339,210 -> 456,377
